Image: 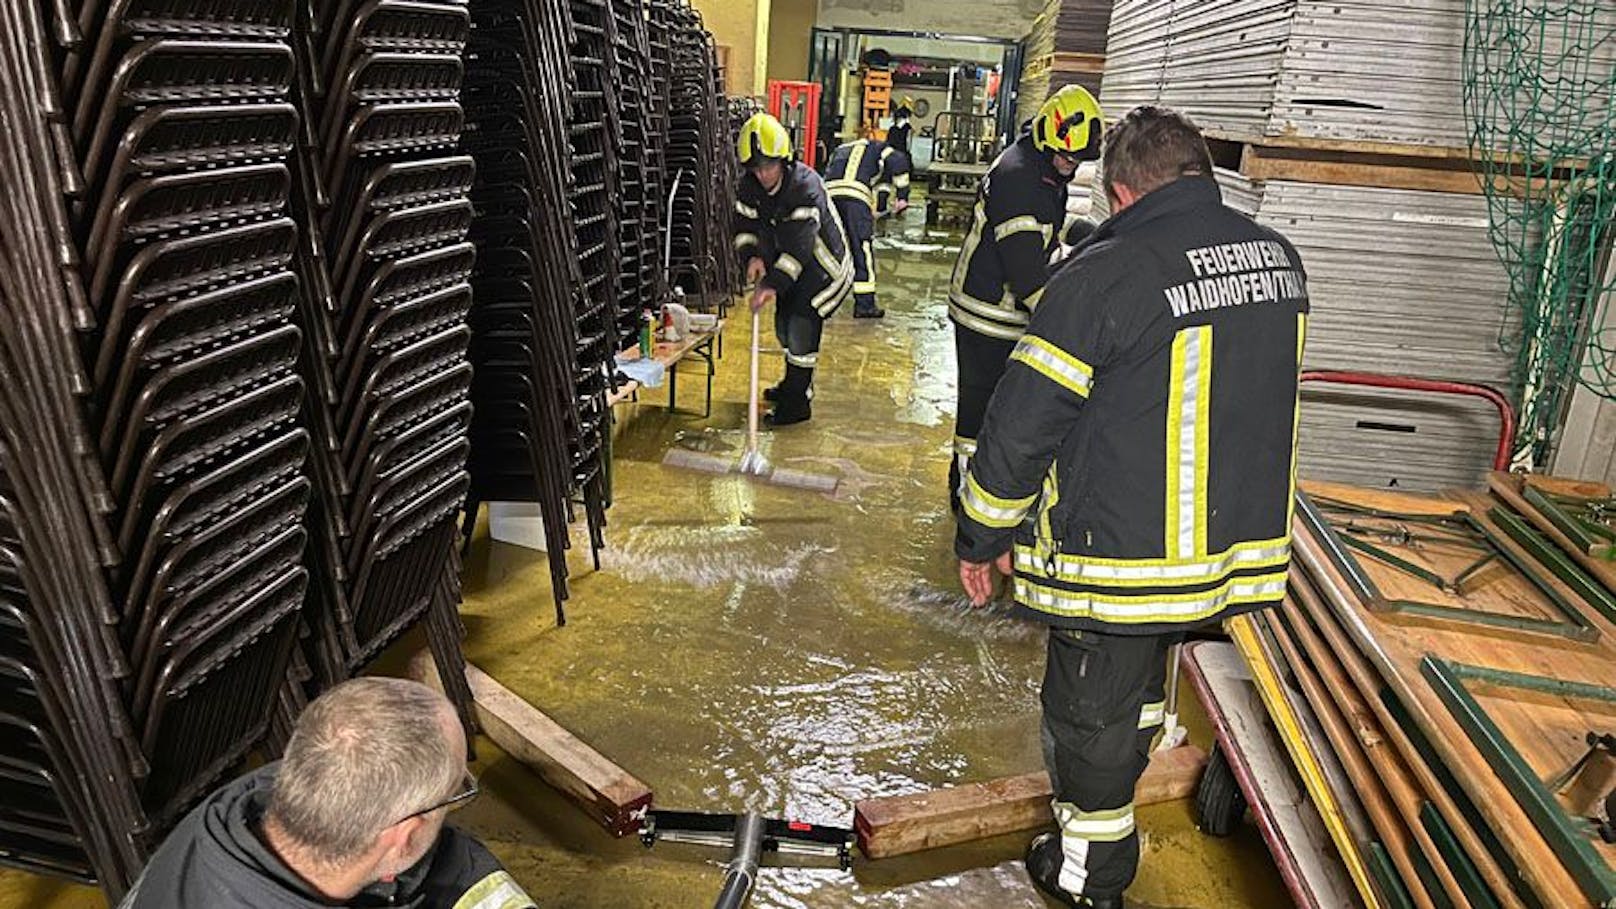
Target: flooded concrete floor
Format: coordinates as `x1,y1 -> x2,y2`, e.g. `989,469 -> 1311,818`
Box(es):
0,209 -> 1290,909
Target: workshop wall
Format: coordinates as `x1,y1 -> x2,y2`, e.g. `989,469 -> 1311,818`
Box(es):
691,0 -> 764,93
767,0 -> 818,83
816,0 -> 1042,40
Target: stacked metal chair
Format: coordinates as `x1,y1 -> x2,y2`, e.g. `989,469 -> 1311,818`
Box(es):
457,0 -> 602,625
0,0 -> 479,895
290,0 -> 478,714
660,1 -> 738,303
0,0 -> 308,893
609,0 -> 663,352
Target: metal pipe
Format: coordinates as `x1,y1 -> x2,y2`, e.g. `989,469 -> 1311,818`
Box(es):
1299,370 -> 1516,472
713,812 -> 765,909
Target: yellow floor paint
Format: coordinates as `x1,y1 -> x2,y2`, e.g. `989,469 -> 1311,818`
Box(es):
0,209 -> 1291,908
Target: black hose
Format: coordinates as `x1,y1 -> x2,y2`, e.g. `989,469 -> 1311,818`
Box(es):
712,812 -> 764,909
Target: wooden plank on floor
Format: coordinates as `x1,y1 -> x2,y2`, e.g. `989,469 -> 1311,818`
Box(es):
409,651 -> 653,836
852,744 -> 1205,859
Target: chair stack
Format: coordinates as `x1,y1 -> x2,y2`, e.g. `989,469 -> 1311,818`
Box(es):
0,0 -> 321,893
660,1 -> 737,302
291,0 -> 478,707
458,0 -> 603,624
610,0 -> 666,351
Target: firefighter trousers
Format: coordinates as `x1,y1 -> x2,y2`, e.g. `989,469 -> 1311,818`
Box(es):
836,198 -> 878,314
950,325 -> 1017,511
773,298 -> 825,407
1040,628 -> 1177,900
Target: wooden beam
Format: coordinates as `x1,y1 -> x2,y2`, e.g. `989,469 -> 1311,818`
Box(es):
853,744 -> 1206,859
408,651 -> 653,837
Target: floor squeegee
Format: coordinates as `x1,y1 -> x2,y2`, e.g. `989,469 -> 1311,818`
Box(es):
640,809 -> 855,908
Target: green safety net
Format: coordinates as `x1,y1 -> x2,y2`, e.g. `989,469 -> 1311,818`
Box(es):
1463,1 -> 1616,464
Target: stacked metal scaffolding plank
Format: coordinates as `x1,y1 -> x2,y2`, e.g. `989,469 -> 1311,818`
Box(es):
1100,0 -> 1616,149
290,0 -> 477,711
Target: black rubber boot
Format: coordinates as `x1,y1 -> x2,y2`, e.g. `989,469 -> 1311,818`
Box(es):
1025,833 -> 1123,909
763,384 -> 781,402
852,293 -> 885,319
764,399 -> 811,426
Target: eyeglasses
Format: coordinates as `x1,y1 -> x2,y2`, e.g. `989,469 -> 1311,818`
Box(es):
397,769 -> 479,823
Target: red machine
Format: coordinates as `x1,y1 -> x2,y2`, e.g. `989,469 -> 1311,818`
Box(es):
767,80 -> 821,168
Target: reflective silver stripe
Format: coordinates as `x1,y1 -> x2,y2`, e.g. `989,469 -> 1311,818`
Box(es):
948,290 -> 1027,326
994,214 -> 1049,242
1013,539 -> 1291,585
733,232 -> 759,251
1054,802 -> 1135,843
453,871 -> 533,909
775,254 -> 803,279
827,179 -> 874,205
1059,832 -> 1092,895
735,200 -> 760,219
893,173 -> 911,187
1014,573 -> 1289,623
1010,335 -> 1093,398
960,473 -> 1035,528
953,436 -> 977,457
785,351 -> 818,367
948,302 -> 1026,341
1139,700 -> 1166,729
787,206 -> 819,222
813,264 -> 851,315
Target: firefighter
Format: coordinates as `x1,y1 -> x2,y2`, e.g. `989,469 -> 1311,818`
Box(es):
955,106 -> 1310,907
824,137 -> 912,318
885,98 -> 914,157
734,112 -> 854,426
120,679 -> 534,909
947,85 -> 1104,512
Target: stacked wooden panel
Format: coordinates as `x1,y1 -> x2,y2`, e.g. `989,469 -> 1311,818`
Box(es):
1016,0 -> 1112,130
1235,477 -> 1616,909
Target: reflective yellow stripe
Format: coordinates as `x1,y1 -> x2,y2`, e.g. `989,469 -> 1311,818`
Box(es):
785,351 -> 819,368
1166,327 -> 1210,560
1055,802 -> 1135,843
735,200 -> 759,219
853,240 -> 876,293
453,871 -> 533,909
1013,571 -> 1289,624
962,473 -> 1035,528
1287,313 -> 1306,526
1010,335 -> 1093,398
775,253 -> 803,279
1022,286 -> 1045,311
1036,461 -> 1060,544
787,206 -> 819,222
1013,538 -> 1291,588
733,232 -> 759,251
994,214 -> 1046,242
1139,701 -> 1166,729
949,199 -> 987,302
1193,327 -> 1213,558
893,172 -> 911,188
953,435 -> 977,457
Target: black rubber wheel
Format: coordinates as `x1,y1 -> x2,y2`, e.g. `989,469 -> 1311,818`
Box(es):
1196,745 -> 1247,837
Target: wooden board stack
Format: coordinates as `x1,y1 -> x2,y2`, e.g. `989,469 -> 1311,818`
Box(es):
1244,476 -> 1616,909
1016,0 -> 1113,129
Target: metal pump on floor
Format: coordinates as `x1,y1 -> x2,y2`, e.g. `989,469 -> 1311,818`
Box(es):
640,809 -> 855,908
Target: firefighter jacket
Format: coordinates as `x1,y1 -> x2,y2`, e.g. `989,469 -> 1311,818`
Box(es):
734,162 -> 854,316
955,176 -> 1310,635
119,765 -> 536,909
948,134 -> 1071,342
824,138 -> 911,211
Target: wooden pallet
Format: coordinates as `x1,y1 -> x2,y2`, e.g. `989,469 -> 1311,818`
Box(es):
1202,129 -> 1584,196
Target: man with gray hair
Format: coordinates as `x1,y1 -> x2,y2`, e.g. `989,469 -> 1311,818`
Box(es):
121,677 -> 535,909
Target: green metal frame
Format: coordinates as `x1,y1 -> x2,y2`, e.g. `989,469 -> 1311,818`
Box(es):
1524,485 -> 1616,559
1421,656 -> 1616,908
1490,506 -> 1616,627
1420,800 -> 1503,909
1367,840 -> 1419,909
1299,493 -> 1600,643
